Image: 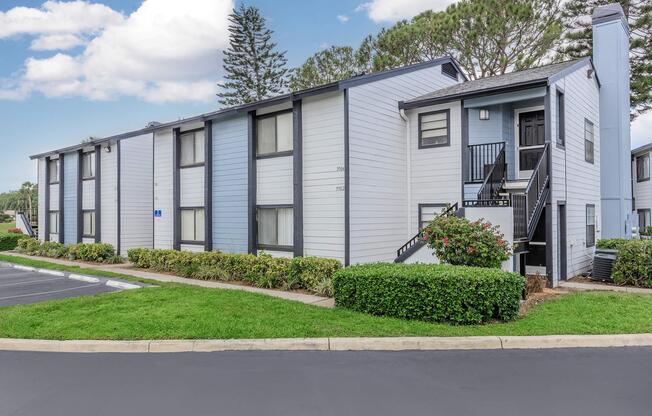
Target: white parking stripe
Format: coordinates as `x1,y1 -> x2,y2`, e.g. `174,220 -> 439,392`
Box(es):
69,274 -> 100,283
0,277 -> 63,288
0,284 -> 105,301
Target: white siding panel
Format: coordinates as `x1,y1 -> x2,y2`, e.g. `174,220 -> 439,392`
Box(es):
49,184 -> 59,212
213,116 -> 249,253
256,156 -> 293,205
633,151 -> 652,214
101,143 -> 118,249
180,243 -> 204,253
348,64 -> 460,264
550,63 -> 601,284
120,134 -> 153,256
63,152 -> 78,244
261,250 -> 293,259
302,92 -> 345,262
154,130 -> 174,249
82,179 -> 95,210
180,166 -> 205,207
82,237 -> 95,244
408,102 -> 463,237
38,158 -> 46,241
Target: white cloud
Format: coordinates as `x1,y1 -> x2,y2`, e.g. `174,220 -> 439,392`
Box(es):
337,14 -> 349,23
0,0 -> 233,103
30,34 -> 86,51
632,112 -> 652,149
357,0 -> 456,22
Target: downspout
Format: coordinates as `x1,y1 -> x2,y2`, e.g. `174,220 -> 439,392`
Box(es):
400,108 -> 411,235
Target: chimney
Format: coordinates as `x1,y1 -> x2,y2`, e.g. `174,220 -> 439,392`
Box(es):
592,3 -> 632,239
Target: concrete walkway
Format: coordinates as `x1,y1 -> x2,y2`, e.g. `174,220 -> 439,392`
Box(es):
559,280 -> 652,294
4,252 -> 335,308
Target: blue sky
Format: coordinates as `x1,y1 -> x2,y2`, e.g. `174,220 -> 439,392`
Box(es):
0,0 -> 650,192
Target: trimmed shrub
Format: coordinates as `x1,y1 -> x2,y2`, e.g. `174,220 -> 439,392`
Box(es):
67,243 -> 119,263
596,238 -> 629,251
0,233 -> 29,251
423,215 -> 511,268
612,240 -> 652,288
127,248 -> 342,296
333,263 -> 525,324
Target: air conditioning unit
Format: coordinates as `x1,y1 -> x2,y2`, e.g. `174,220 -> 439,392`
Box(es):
591,249 -> 618,282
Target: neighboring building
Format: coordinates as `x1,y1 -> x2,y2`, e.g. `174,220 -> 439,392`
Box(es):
632,142 -> 652,232
31,4 -> 631,287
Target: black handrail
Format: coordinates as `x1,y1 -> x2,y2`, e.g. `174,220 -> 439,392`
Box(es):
395,203 -> 459,259
468,142 -> 505,183
477,144 -> 507,200
513,143 -> 550,241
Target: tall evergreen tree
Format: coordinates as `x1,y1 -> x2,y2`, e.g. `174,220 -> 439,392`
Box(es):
558,0 -> 652,118
218,4 -> 288,106
288,46 -> 371,90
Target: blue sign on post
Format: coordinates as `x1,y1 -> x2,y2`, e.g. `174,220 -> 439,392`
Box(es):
154,209 -> 162,218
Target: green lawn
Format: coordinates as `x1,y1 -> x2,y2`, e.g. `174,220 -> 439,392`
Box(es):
0,254 -> 651,340
0,223 -> 13,233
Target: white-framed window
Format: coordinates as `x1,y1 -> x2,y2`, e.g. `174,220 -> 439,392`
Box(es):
418,110 -> 450,148
584,119 -> 594,164
636,153 -> 650,182
256,111 -> 293,157
638,209 -> 651,230
82,152 -> 95,179
82,210 -> 95,237
49,211 -> 59,234
181,208 -> 205,243
180,130 -> 205,167
586,204 -> 595,247
418,204 -> 448,230
257,206 -> 293,249
48,159 -> 60,184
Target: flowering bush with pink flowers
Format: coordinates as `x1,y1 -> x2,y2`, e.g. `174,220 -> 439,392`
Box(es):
422,215 -> 511,268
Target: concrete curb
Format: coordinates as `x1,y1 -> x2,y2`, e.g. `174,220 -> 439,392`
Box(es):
1,334 -> 651,353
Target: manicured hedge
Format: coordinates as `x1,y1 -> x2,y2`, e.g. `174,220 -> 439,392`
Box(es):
16,239 -> 121,263
0,233 -> 29,251
612,240 -> 652,288
333,263 -> 525,324
128,248 -> 341,296
596,238 -> 629,251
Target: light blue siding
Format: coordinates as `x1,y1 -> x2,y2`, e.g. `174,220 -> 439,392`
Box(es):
63,151 -> 78,244
212,116 -> 248,253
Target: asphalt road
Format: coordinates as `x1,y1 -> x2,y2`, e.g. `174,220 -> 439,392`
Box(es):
1,347 -> 650,416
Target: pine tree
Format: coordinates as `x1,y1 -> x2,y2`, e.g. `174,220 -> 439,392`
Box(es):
218,4 -> 288,106
288,46 -> 372,91
559,0 -> 652,118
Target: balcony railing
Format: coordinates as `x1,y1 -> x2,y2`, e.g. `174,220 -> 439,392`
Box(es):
477,144 -> 507,201
513,143 -> 550,241
468,142 -> 505,183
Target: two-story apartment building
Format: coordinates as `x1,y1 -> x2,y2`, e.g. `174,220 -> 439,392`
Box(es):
632,143 -> 652,232
31,4 -> 632,287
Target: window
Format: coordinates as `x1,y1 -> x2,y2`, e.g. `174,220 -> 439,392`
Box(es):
49,211 -> 59,234
418,110 -> 450,148
48,159 -> 59,184
180,130 -> 205,167
586,204 -> 595,247
638,209 -> 651,230
256,112 -> 293,156
180,208 -> 205,243
584,119 -> 594,163
636,153 -> 650,182
479,109 -> 489,120
418,204 -> 447,230
557,90 -> 565,147
82,210 -> 95,237
257,206 -> 293,249
441,62 -> 458,80
82,152 -> 95,179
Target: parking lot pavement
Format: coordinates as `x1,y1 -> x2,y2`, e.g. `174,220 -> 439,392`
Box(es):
0,265 -> 120,307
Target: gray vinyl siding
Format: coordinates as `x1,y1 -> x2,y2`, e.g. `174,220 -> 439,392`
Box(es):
408,102 -> 463,237
119,134 -> 154,256
348,65 -> 460,263
550,62 -> 601,283
100,143 -> 118,249
212,116 -> 248,253
180,166 -> 204,207
153,130 -> 174,249
256,156 -> 293,205
63,151 -> 78,244
633,150 -> 652,213
81,179 -> 95,210
180,243 -> 204,253
302,92 -> 345,262
38,158 -> 46,241
49,184 -> 59,212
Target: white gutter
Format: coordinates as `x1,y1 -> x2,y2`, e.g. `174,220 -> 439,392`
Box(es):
400,108 -> 411,235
